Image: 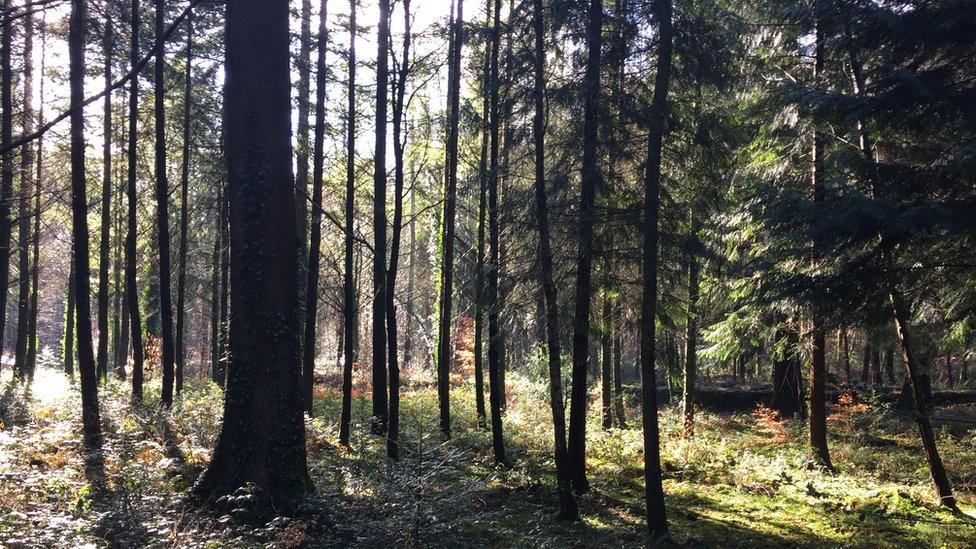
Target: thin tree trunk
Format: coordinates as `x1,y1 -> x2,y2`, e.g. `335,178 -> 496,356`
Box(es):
155,0 -> 176,407
371,0 -> 391,435
387,0 -> 411,461
339,0 -> 357,447
601,296 -> 612,430
472,0 -> 491,430
191,0 -> 312,509
612,299 -> 626,427
403,187 -> 415,368
26,17 -> 46,379
808,18 -> 832,469
531,0 -> 577,517
210,235 -> 219,380
295,0 -> 312,353
126,0 -> 145,403
302,0 -> 329,416
64,258 -> 76,377
638,0 -> 672,536
0,2 -> 15,366
683,229 -> 698,439
840,325 -> 851,385
218,183 -> 229,386
436,0 -> 464,439
567,0 -> 603,492
69,0 -> 102,446
14,6 -> 34,381
486,0 -> 505,463
95,9 -> 114,383
175,10 -> 193,395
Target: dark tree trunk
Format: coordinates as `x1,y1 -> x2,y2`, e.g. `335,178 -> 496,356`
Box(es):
840,325 -> 851,385
295,0 -> 312,350
601,297 -> 613,430
890,289 -> 956,508
113,120 -> 127,379
683,236 -> 698,438
175,11 -> 193,395
96,11 -> 114,383
872,347 -> 882,386
217,183 -> 229,386
403,187 -> 415,368
0,2 -> 15,365
69,0 -> 103,446
436,0 -> 463,439
772,326 -> 803,417
567,0 -> 604,493
370,0 -> 391,435
192,0 -> 312,511
472,0 -> 491,430
531,0 -> 577,517
808,18 -> 831,469
302,0 -> 329,416
64,258 -> 76,377
210,236 -> 220,379
155,0 -> 176,407
885,346 -> 895,384
486,0 -> 505,463
387,0 -> 411,460
638,0 -> 672,537
861,341 -> 871,384
339,0 -> 357,447
126,0 -> 145,403
612,299 -> 626,427
14,8 -> 34,381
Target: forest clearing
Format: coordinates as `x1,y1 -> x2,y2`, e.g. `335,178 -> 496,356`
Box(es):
1,0 -> 974,545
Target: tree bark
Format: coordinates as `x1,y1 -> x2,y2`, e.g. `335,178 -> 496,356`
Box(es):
486,0 -> 505,463
532,0 -> 577,516
126,0 -> 145,403
14,6 -> 34,381
601,296 -> 613,430
155,0 -> 176,407
26,17 -> 45,379
436,0 -> 464,439
0,2 -> 15,365
175,10 -> 193,395
638,0 -> 672,537
612,299 -> 626,427
683,231 -> 698,438
302,0 -> 329,416
339,0 -> 357,447
371,0 -> 391,435
95,9 -> 114,383
472,0 -> 491,430
192,0 -> 312,510
567,0 -> 603,492
387,0 -> 411,460
295,0 -> 312,352
69,0 -> 103,446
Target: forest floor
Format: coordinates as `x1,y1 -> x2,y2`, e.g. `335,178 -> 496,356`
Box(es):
2,362 -> 976,548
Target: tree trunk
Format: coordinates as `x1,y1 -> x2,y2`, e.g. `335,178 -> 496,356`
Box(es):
26,19 -> 45,379
95,10 -> 114,383
0,2 -> 15,365
840,325 -> 851,385
861,341 -> 871,384
126,0 -> 145,403
175,11 -> 193,395
436,0 -> 464,439
339,0 -> 357,447
69,0 -> 102,446
387,0 -> 411,460
192,0 -> 312,511
567,0 -> 603,493
485,0 -> 506,463
64,258 -> 76,377
612,299 -> 626,427
155,0 -> 176,407
14,7 -> 34,381
808,18 -> 831,469
210,236 -> 220,379
370,0 -> 391,435
302,0 -> 329,416
771,325 -> 802,417
531,0 -> 577,517
601,296 -> 613,430
885,346 -> 895,384
638,0 -> 672,537
472,0 -> 491,430
683,234 -> 698,438
295,0 -> 312,352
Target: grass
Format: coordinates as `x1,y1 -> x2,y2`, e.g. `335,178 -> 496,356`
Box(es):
1,363 -> 975,547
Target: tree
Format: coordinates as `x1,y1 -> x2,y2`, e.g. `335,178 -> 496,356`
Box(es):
567,0 -> 603,493
303,0 -> 329,416
436,0 -> 464,439
95,6 -> 114,383
485,0 -> 505,464
175,10 -> 194,395
192,0 -> 312,511
0,1 -> 14,366
532,0 -> 577,517
155,0 -> 176,407
370,0 -> 391,435
638,0 -> 672,538
339,0 -> 358,447
126,0 -> 146,403
683,215 -> 699,438
69,0 -> 103,446
13,5 -> 34,381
